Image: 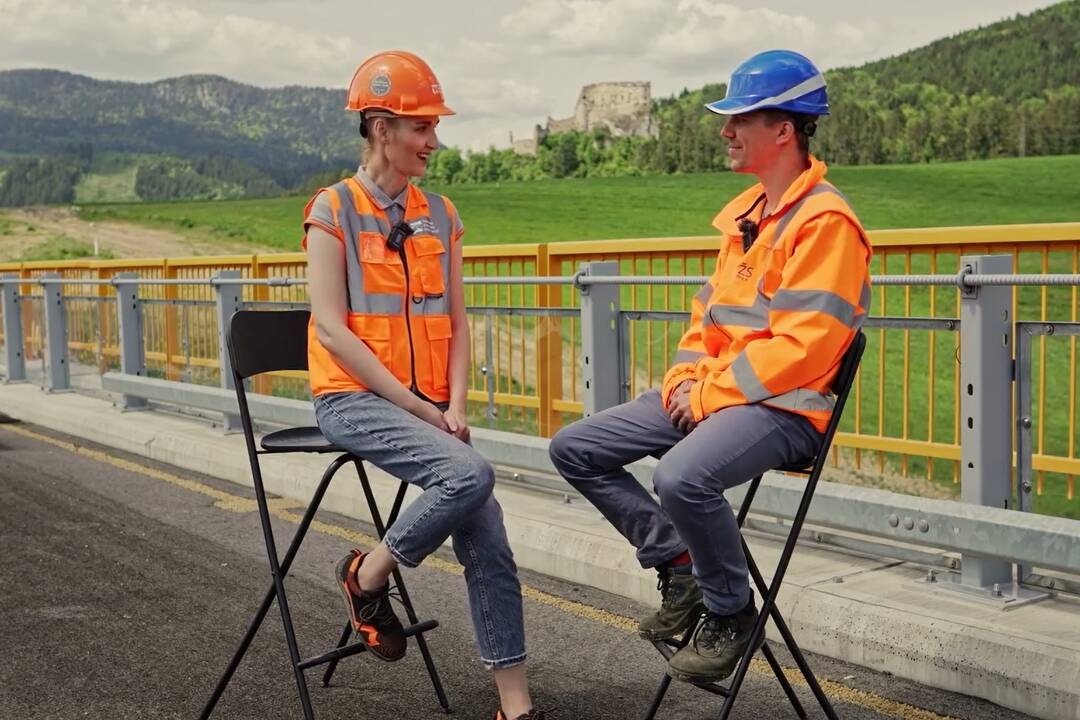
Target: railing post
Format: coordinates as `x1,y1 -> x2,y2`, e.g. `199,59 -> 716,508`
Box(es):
483,313 -> 496,425
214,270 -> 242,431
41,272 -> 70,391
958,254 -> 1014,591
115,272 -> 147,410
577,261 -> 621,416
2,274 -> 26,382
535,244 -> 563,436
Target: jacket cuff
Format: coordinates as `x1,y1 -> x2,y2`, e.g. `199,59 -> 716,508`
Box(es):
690,380 -> 707,422
661,367 -> 697,408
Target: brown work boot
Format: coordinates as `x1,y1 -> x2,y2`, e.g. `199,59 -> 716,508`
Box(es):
335,549 -> 406,662
667,599 -> 762,684
638,564 -> 705,641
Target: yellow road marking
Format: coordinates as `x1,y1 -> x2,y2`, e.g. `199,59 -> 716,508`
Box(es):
5,422 -> 959,720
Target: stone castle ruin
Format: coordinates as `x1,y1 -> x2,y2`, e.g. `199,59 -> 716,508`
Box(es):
511,81 -> 656,155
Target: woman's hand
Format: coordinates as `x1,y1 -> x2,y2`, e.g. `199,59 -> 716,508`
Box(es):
442,405 -> 470,442
412,400 -> 451,433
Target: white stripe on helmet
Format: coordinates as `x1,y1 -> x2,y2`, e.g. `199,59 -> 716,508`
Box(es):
707,73 -> 826,115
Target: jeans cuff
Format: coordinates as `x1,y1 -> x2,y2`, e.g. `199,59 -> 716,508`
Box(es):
640,544 -> 689,570
482,651 -> 527,670
383,537 -> 420,569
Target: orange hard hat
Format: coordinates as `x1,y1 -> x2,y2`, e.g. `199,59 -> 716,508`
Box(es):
346,50 -> 455,117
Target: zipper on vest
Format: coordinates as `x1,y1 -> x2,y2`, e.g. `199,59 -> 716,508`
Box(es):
398,245 -> 418,392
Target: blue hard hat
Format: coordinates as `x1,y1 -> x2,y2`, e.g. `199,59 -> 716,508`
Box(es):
705,50 -> 828,116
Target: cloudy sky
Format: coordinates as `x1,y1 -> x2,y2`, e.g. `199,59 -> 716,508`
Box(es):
1,0 -> 1059,150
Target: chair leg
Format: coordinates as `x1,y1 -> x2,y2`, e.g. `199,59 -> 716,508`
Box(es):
743,541 -> 838,720
352,461 -> 451,712
642,674 -> 675,720
199,454 -> 350,720
641,623 -> 695,720
760,642 -> 807,719
320,622 -> 354,688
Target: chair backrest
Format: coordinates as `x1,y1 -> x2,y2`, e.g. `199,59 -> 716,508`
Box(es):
227,309 -> 311,380
830,330 -> 866,407
813,330 -> 866,454
775,332 -> 865,472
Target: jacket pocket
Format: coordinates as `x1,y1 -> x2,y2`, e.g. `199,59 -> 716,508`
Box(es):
424,314 -> 453,392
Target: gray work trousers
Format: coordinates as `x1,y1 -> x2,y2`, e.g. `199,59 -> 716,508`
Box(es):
548,389 -> 820,614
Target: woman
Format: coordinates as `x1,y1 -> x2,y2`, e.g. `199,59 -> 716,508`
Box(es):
303,51 -> 545,720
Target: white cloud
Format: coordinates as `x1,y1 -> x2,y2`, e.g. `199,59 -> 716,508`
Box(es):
500,0 -> 882,74
0,0 -> 356,87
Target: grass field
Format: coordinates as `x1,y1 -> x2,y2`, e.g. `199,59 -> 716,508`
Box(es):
77,155 -> 1080,250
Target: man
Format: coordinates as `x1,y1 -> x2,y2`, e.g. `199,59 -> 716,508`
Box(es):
549,49 -> 871,684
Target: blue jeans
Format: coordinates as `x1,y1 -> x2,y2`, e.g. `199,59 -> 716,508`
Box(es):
315,390 -> 526,669
549,390 -> 821,615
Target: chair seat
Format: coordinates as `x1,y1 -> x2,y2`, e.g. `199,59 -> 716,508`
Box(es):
260,426 -> 341,453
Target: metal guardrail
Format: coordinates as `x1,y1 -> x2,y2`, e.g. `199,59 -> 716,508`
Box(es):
97,371 -> 1080,584
4,256 -> 1080,602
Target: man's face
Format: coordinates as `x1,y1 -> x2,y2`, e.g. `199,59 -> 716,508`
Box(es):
720,111 -> 780,173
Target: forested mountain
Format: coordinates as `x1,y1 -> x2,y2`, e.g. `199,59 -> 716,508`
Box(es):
0,70 -> 354,188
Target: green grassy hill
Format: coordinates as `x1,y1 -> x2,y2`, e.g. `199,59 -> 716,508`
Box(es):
79,155 -> 1080,249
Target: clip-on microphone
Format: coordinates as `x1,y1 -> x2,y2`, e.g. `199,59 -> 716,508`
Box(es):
738,219 -> 759,253
736,192 -> 766,252
386,220 -> 414,252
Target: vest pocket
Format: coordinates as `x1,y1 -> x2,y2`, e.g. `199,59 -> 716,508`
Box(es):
348,313 -> 392,367
424,315 -> 453,392
359,231 -> 405,292
411,234 -> 446,294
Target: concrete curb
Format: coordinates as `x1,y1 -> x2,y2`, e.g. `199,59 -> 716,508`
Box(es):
1,385 -> 1078,720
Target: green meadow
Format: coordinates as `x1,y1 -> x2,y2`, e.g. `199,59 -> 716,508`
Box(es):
78,155 -> 1080,249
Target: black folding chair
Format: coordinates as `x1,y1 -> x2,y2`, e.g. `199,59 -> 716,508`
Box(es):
643,331 -> 866,720
198,309 -> 450,720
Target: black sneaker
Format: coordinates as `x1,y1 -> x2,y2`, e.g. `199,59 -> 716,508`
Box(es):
666,600 -> 761,684
638,564 -> 705,641
335,549 -> 407,662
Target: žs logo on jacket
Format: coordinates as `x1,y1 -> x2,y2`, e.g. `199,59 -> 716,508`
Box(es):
736,262 -> 754,280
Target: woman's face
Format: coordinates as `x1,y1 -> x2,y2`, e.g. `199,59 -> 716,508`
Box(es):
377,116 -> 440,177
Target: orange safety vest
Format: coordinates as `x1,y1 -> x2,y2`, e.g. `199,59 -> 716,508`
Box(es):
303,177 -> 459,401
661,156 -> 872,433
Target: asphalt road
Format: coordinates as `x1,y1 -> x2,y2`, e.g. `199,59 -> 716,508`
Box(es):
0,422 -> 1037,720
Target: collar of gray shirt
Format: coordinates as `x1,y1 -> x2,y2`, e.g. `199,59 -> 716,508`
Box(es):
355,165 -> 408,217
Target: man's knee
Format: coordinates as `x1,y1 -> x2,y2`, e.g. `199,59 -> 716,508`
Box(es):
549,422 -> 587,475
652,456 -> 703,510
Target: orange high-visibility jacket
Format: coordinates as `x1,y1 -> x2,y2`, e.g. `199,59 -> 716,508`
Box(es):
302,177 -> 462,401
661,157 -> 872,433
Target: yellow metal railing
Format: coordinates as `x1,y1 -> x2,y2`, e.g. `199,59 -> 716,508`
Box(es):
2,221 -> 1080,505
